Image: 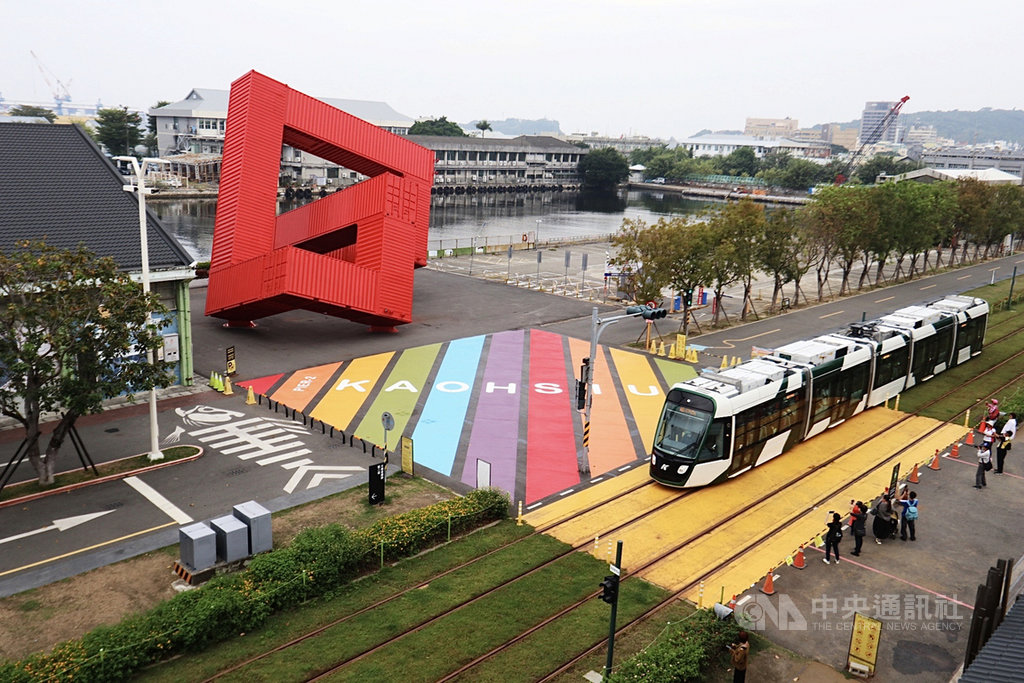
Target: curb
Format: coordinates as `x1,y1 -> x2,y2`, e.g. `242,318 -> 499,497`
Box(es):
0,446 -> 205,509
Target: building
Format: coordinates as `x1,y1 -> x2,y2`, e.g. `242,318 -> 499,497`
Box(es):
676,134 -> 831,161
821,124 -> 859,152
921,147 -> 1024,178
860,101 -> 902,145
0,122 -> 197,386
561,132 -> 665,156
411,135 -> 587,191
744,117 -> 798,139
882,167 -> 1021,185
149,88 -> 416,185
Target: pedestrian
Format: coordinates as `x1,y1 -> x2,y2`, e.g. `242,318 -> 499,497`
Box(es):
986,398 -> 1000,424
898,491 -> 919,541
727,630 -> 749,682
996,412 -> 1016,474
823,511 -> 843,564
976,444 -> 991,488
872,494 -> 894,544
850,501 -> 867,556
981,421 -> 997,451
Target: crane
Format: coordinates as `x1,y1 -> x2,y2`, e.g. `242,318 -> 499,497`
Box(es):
29,50 -> 72,116
834,95 -> 909,184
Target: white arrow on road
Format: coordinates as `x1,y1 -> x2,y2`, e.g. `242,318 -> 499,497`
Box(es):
0,510 -> 116,546
284,465 -> 365,494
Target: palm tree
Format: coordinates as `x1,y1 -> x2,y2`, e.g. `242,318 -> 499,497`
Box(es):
475,120 -> 492,138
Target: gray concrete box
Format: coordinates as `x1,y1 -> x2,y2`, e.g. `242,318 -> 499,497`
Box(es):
232,500 -> 272,555
210,515 -> 249,563
179,522 -> 216,571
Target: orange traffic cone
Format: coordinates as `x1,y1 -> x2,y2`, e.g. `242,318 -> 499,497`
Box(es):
728,594 -> 737,609
966,430 -> 974,446
908,462 -> 920,484
793,545 -> 806,570
759,571 -> 776,596
951,442 -> 960,458
928,449 -> 941,470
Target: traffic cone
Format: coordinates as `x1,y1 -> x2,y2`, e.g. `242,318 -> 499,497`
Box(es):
215,372 -> 225,392
951,442 -> 960,458
208,371 -> 216,388
727,594 -> 737,609
908,462 -> 920,484
245,385 -> 257,405
793,545 -> 806,570
928,449 -> 941,470
720,356 -> 729,370
658,341 -> 666,357
668,343 -> 676,359
759,571 -> 776,596
223,375 -> 234,396
966,430 -> 974,446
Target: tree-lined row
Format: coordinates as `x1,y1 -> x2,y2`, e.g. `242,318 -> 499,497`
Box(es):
609,178 -> 1024,332
631,145 -> 921,190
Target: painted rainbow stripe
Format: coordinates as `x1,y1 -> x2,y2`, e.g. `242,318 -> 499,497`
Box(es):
240,330 -> 697,504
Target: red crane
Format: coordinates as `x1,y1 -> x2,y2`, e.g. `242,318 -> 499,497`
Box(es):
835,95 -> 909,184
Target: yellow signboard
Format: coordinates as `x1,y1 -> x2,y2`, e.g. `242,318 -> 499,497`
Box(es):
400,436 -> 414,475
848,612 -> 882,675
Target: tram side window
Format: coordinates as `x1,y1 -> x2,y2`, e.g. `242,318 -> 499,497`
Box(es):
912,335 -> 940,379
874,346 -> 909,388
934,324 -> 954,368
958,316 -> 986,354
697,418 -> 731,463
812,370 -> 837,423
847,362 -> 869,402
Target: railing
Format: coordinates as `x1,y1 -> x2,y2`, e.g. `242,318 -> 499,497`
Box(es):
428,232 -> 614,256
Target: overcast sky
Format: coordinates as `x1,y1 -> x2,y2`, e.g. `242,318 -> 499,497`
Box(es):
3,0 -> 1020,139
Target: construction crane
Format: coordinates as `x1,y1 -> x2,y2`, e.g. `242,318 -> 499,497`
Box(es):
29,50 -> 72,116
835,95 -> 909,184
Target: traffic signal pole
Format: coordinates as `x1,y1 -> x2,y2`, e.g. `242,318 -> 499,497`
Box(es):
604,540 -> 624,680
579,305 -> 666,475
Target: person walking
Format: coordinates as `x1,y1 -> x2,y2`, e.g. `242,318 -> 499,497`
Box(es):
996,412 -> 1016,474
872,493 -> 894,544
727,631 -> 750,682
823,512 -> 843,564
850,501 -> 867,556
981,421 -> 997,452
898,491 -> 919,541
976,444 -> 992,488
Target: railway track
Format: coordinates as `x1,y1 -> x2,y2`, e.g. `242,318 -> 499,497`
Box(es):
201,316 -> 1024,682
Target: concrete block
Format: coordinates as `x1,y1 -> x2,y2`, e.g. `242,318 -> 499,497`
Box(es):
210,514 -> 249,563
179,522 -> 216,571
232,500 -> 272,554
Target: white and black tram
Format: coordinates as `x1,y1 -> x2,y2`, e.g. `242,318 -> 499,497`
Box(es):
650,295 -> 989,488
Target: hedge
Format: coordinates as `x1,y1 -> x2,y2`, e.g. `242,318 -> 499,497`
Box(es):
0,487 -> 509,682
608,608 -> 741,683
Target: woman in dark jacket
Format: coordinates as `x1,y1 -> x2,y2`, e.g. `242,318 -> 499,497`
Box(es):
850,501 -> 867,556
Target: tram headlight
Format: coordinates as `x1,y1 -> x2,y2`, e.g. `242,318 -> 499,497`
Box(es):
650,455 -> 656,465
677,465 -> 688,474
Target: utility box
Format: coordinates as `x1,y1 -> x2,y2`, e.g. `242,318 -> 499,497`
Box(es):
233,500 -> 272,555
210,515 -> 249,563
179,522 -> 216,571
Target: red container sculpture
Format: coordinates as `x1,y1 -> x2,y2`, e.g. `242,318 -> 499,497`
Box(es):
205,71 -> 434,332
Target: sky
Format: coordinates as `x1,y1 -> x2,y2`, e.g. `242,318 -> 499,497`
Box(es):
3,0 -> 1021,140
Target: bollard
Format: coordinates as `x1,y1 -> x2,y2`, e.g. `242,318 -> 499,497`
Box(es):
894,394 -> 901,411
698,580 -> 705,608
517,501 -> 523,526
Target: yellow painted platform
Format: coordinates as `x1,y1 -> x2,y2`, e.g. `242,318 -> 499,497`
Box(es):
525,408 -> 967,604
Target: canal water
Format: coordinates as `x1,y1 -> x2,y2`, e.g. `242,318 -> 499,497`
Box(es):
150,190 -> 722,263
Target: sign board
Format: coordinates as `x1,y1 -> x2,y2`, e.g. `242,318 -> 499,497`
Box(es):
163,333 -> 180,363
400,436 -> 414,475
226,346 -> 236,375
609,564 -> 621,576
848,612 -> 882,675
581,253 -> 588,271
369,462 -> 386,505
889,463 -> 901,496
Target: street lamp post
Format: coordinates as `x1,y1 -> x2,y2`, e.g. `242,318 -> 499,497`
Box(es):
115,154 -> 167,461
535,218 -> 542,250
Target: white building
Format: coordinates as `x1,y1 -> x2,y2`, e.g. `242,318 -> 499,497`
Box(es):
676,134 -> 831,161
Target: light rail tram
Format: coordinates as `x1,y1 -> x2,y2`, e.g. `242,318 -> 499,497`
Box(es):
650,295 -> 988,487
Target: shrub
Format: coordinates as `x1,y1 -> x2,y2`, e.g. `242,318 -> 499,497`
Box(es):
608,608 -> 741,682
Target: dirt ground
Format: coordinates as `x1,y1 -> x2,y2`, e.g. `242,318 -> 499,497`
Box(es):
0,475 -> 455,662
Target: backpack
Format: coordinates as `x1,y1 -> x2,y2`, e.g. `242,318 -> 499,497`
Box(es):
905,504 -> 918,521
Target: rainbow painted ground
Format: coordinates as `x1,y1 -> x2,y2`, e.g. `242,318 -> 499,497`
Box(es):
238,330 -> 697,505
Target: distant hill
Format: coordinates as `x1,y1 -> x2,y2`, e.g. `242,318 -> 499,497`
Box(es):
464,118 -> 563,136
825,108 -> 1024,146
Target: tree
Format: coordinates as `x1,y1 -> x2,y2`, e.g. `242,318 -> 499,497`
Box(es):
0,242 -> 172,485
408,116 -> 467,137
578,147 -> 629,192
709,199 -> 766,320
475,119 -> 492,138
853,154 -> 920,185
94,106 -> 144,156
9,105 -> 56,123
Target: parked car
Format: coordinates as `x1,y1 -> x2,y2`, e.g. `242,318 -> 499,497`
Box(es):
651,177 -> 665,184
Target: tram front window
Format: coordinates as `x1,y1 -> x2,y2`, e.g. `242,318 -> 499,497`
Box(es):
654,404 -> 711,460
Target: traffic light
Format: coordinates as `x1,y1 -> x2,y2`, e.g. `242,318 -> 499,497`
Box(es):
576,379 -> 587,410
683,289 -> 694,307
599,574 -> 619,604
626,305 -> 667,320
